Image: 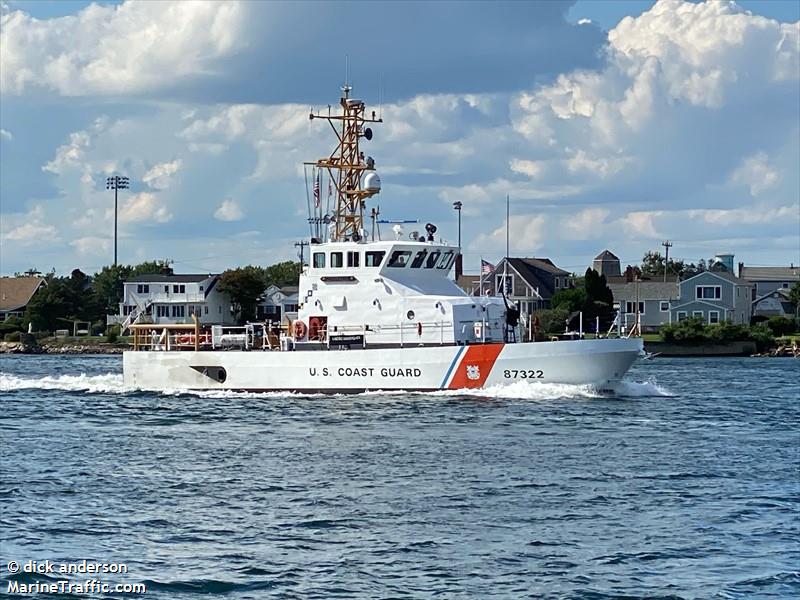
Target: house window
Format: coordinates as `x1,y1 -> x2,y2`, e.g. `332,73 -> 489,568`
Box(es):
660,301 -> 669,312
347,251 -> 360,268
692,310 -> 704,318
164,286 -> 169,293
410,250 -> 427,268
365,251 -> 385,267
782,282 -> 790,288
136,284 -> 149,294
313,252 -> 325,268
173,284 -> 185,294
156,305 -> 168,317
708,311 -> 720,324
284,304 -> 299,312
388,250 -> 412,267
554,277 -> 560,289
495,274 -> 513,295
171,305 -> 185,318
204,306 -> 208,315
696,285 -> 721,299
677,311 -> 687,321
199,285 -> 204,291
330,252 -> 344,268
625,301 -> 645,314
265,305 -> 277,314
425,251 -> 441,268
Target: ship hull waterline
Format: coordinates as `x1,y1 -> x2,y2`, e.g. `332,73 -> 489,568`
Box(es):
123,338 -> 643,393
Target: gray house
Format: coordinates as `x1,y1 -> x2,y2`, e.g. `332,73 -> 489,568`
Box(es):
739,263 -> 799,301
669,271 -> 753,325
609,280 -> 679,333
480,257 -> 571,318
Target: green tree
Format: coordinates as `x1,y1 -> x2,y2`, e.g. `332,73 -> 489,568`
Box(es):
551,287 -> 587,313
789,281 -> 800,312
91,261 -> 169,316
264,261 -> 302,288
582,268 -> 614,326
640,251 -> 690,279
218,266 -> 268,323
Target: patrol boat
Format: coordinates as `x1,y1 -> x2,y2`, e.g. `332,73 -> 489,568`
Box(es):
123,86 -> 643,392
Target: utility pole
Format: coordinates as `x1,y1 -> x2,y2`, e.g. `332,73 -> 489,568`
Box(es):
294,240 -> 309,267
662,240 -> 673,283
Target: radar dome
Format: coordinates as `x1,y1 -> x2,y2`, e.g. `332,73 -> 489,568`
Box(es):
363,172 -> 381,193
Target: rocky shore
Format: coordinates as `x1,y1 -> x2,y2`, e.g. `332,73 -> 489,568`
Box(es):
0,335 -> 125,355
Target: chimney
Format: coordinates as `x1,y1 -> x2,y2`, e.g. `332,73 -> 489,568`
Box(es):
738,261 -> 744,278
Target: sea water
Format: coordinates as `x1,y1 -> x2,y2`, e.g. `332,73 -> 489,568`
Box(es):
0,354 -> 797,599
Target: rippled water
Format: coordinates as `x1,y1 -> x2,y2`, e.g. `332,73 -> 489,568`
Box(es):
1,354 -> 798,599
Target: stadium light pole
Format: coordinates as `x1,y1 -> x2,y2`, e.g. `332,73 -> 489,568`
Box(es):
106,176 -> 130,266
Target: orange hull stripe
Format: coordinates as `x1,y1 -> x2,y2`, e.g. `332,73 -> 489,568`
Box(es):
448,343 -> 505,389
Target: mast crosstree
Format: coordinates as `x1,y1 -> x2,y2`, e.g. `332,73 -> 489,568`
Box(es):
308,85 -> 383,242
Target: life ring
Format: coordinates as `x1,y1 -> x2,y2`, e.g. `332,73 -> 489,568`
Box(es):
293,320 -> 307,339
178,334 -> 192,345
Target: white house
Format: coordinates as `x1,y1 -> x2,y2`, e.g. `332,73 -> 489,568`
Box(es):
109,272 -> 236,327
256,285 -> 299,323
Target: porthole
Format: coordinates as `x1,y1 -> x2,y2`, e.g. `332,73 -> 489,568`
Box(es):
406,310 -> 415,320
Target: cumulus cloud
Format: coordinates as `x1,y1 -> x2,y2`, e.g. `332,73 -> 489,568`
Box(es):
214,199 -> 243,221
71,236 -> 111,257
473,215 -> 547,253
729,151 -> 780,196
1,206 -> 59,244
143,160 -> 182,190
0,129 -> 12,141
118,192 -> 172,224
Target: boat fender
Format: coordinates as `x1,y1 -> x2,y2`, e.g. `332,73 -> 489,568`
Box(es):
293,320 -> 307,340
417,322 -> 422,336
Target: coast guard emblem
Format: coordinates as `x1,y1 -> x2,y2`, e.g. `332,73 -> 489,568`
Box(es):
466,364 -> 480,381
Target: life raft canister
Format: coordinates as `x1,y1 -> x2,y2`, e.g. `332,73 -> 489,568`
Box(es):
293,320 -> 307,339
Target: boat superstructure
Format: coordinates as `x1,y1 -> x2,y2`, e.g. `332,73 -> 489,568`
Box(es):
123,86 -> 642,392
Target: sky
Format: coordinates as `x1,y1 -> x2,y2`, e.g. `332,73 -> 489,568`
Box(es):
1,0 -> 798,277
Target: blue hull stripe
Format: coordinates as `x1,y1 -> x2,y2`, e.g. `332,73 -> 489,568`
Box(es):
440,346 -> 466,388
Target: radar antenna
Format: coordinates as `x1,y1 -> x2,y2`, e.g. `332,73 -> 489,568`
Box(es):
307,86 -> 383,241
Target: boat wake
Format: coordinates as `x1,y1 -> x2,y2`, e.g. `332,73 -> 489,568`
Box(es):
1,372 -> 672,400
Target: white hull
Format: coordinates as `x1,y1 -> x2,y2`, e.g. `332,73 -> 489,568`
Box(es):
123,338 -> 643,392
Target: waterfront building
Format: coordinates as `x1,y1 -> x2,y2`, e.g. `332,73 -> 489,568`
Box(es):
256,285 -> 300,323
669,271 -> 753,325
0,276 -> 47,320
478,257 -> 571,318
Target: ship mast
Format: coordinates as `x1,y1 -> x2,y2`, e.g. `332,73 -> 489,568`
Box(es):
308,85 -> 382,242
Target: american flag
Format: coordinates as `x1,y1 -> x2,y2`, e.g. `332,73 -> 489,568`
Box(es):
481,259 -> 494,274
313,170 -> 320,208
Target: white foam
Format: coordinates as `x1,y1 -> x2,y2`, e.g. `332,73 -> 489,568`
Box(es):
0,372 -> 132,394
0,371 -> 672,400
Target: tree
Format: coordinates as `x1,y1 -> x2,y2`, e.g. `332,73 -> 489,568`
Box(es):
265,261 -> 302,288
640,250 -> 689,279
91,261 -> 169,316
218,266 -> 268,323
789,282 -> 800,312
551,287 -> 587,313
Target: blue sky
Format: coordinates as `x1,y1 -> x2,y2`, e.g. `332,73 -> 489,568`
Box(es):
1,0 -> 798,276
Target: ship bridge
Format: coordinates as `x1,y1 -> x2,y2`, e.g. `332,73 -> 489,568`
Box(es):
296,240 -> 506,348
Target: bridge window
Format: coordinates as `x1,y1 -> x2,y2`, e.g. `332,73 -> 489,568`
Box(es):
347,251 -> 360,267
411,250 -> 428,268
388,250 -> 412,267
438,251 -> 455,270
330,252 -> 343,268
313,252 -> 325,268
425,251 -> 441,268
365,251 -> 385,267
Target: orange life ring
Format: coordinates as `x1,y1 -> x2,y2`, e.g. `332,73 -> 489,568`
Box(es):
293,320 -> 307,339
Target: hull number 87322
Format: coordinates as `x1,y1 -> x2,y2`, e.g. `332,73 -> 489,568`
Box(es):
503,369 -> 544,379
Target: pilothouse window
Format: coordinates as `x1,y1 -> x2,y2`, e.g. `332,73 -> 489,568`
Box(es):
438,251 -> 455,270
347,251 -> 360,267
313,252 -> 325,268
425,251 -> 441,269
411,250 -> 428,268
388,250 -> 412,267
330,252 -> 343,268
365,251 -> 385,267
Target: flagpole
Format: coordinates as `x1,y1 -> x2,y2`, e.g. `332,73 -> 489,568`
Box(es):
503,194 -> 509,295
479,256 -> 484,296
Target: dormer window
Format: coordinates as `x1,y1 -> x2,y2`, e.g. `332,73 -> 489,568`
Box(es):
388,250 -> 411,267
330,252 -> 344,268
425,251 -> 441,269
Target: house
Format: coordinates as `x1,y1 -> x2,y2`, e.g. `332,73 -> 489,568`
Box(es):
751,288 -> 795,319
738,263 -> 799,301
108,271 -> 236,327
669,270 -> 753,325
0,276 -> 47,320
257,285 -> 300,323
455,274 -> 480,296
609,279 -> 679,333
479,257 -> 571,322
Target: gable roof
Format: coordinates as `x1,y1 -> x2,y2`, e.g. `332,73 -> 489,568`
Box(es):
753,287 -> 792,304
608,281 -> 679,301
594,249 -> 619,261
681,269 -> 749,286
0,276 -> 47,312
740,266 -> 799,281
129,273 -> 216,283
